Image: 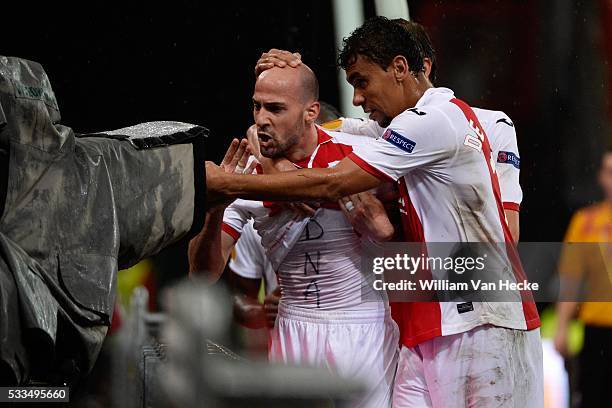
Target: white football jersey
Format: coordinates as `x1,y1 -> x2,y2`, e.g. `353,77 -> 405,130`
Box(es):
346,87 -> 539,347
333,107 -> 522,210
228,219 -> 277,295
223,128 -> 386,311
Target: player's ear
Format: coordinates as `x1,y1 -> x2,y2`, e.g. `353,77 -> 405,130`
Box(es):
422,58 -> 432,79
391,55 -> 409,82
304,100 -> 320,125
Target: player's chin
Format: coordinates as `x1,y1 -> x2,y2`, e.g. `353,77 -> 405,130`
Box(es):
377,116 -> 392,128
260,148 -> 282,159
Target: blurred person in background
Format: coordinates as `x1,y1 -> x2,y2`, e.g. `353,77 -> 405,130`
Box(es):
317,100 -> 342,123
554,147 -> 612,407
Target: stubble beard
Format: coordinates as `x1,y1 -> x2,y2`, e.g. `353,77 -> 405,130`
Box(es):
261,122 -> 303,160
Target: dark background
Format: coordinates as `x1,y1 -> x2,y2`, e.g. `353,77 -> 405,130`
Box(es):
4,1 -> 611,284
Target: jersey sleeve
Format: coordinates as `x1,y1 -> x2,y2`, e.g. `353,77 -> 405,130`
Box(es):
228,221 -> 265,280
488,114 -> 522,210
336,117 -> 384,139
348,107 -> 456,181
222,199 -> 263,241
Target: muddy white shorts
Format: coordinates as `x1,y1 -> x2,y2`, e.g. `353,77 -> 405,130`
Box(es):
393,325 -> 543,408
270,303 -> 400,408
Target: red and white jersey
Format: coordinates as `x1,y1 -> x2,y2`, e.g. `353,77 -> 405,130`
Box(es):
223,128 -> 386,311
331,108 -> 522,211
472,108 -> 522,211
228,219 -> 278,295
347,87 -> 539,347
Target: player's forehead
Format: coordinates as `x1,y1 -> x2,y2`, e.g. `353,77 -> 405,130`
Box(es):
254,68 -> 301,103
252,87 -> 290,105
345,54 -> 384,83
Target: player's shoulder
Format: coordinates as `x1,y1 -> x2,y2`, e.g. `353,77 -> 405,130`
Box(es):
472,107 -> 515,129
390,104 -> 453,139
321,128 -> 371,147
394,87 -> 462,126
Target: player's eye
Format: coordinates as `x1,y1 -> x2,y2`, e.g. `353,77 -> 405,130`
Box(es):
266,104 -> 285,114
353,79 -> 367,89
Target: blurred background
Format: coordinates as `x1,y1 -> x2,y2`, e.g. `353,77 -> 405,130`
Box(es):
3,1 -> 611,406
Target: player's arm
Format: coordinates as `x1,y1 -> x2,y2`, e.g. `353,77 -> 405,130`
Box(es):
188,206 -> 236,281
228,223 -> 275,329
491,114 -> 522,242
505,209 -> 520,242
207,110 -> 446,206
190,138 -> 251,280
206,156 -> 382,204
230,272 -> 267,329
232,276 -> 280,329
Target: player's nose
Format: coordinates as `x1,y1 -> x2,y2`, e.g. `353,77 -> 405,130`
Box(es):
352,89 -> 365,106
255,109 -> 272,127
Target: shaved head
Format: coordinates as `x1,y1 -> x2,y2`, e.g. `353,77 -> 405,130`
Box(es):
297,64 -> 319,103
253,62 -> 321,161
256,64 -> 319,104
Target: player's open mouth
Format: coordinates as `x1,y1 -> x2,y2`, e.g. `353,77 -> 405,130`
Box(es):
368,110 -> 377,120
258,133 -> 271,141
258,133 -> 273,146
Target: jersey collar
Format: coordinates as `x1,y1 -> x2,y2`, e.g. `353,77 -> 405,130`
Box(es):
415,87 -> 455,108
292,127 -> 333,168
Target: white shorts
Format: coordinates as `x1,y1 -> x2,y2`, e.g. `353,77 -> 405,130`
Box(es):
393,325 -> 543,408
270,302 -> 400,408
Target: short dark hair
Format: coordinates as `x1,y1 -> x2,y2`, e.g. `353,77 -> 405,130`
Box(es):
338,16 -> 425,75
392,19 -> 437,84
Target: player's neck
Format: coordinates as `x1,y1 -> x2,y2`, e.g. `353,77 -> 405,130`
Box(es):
411,81 -> 433,106
284,124 -> 318,163
401,76 -> 433,112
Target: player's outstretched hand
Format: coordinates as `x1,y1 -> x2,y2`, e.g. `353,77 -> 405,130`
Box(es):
206,139 -> 256,208
221,138 -> 254,174
339,192 -> 395,242
255,49 -> 302,77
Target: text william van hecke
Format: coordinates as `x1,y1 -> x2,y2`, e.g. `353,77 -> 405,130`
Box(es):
373,279 -> 539,291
